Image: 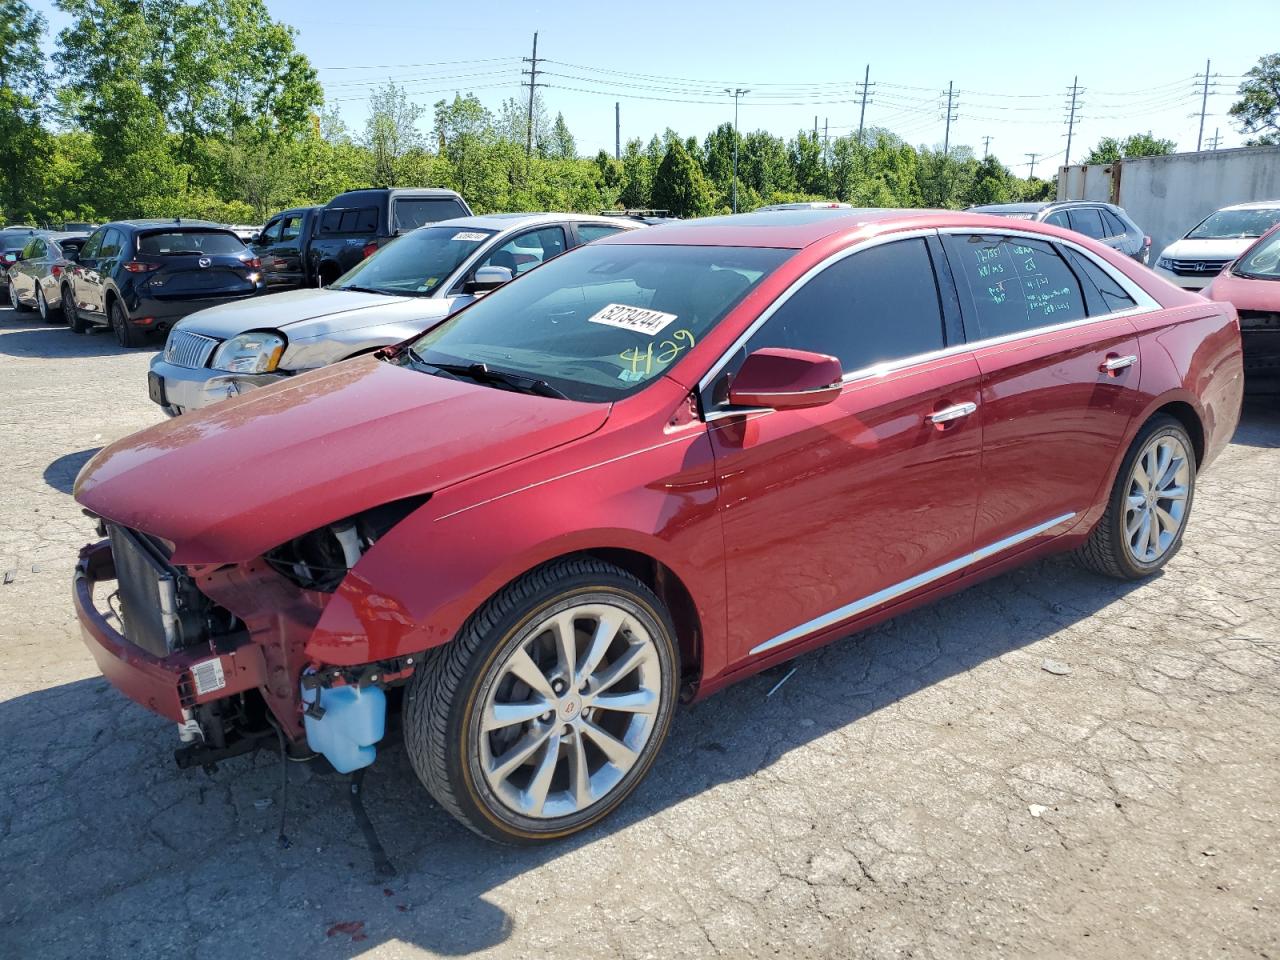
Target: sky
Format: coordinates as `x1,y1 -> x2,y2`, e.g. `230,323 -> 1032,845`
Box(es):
28,0 -> 1280,174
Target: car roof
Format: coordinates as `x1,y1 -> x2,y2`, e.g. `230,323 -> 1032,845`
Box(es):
428,212 -> 644,232
326,187 -> 463,206
1219,200 -> 1280,211
107,219 -> 233,231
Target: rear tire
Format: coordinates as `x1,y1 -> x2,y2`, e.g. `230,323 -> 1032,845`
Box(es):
110,300 -> 146,348
36,286 -> 52,322
403,557 -> 680,844
1074,414 -> 1196,580
64,287 -> 87,333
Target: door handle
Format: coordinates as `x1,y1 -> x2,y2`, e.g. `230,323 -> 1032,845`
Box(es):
1100,354 -> 1138,373
928,401 -> 977,424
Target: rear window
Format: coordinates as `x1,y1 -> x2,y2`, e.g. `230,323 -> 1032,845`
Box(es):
320,207 -> 379,235
393,198 -> 468,231
138,231 -> 246,256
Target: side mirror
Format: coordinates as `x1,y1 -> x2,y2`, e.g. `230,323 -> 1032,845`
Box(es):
464,264 -> 513,294
12,250 -> 24,262
728,347 -> 843,410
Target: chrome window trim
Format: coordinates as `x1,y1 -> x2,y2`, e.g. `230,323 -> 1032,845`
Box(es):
748,511 -> 1077,657
699,226 -> 1159,423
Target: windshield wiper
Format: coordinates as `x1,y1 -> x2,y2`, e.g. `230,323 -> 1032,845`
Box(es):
416,360 -> 568,399
335,284 -> 395,295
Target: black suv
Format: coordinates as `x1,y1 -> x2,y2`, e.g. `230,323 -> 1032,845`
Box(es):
61,220 -> 268,346
308,188 -> 471,286
967,201 -> 1151,263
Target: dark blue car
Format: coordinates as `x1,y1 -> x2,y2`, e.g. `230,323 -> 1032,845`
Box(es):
60,219 -> 268,346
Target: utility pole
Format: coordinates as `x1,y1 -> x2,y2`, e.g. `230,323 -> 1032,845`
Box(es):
1196,59 -> 1212,150
724,87 -> 750,214
1064,76 -> 1083,167
982,135 -> 993,158
1025,152 -> 1041,179
521,32 -> 542,159
813,115 -> 818,139
1206,127 -> 1222,150
615,101 -> 620,160
942,81 -> 956,155
855,64 -> 873,145
823,117 -> 829,166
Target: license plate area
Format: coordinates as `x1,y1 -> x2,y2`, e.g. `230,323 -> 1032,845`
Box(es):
147,371 -> 167,406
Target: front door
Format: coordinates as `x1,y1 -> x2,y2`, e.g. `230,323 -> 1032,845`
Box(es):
941,232 -> 1146,547
704,236 -> 984,665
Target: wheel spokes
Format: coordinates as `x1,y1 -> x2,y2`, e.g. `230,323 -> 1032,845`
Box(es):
589,642 -> 654,696
581,719 -> 639,768
489,725 -> 555,782
576,611 -> 622,687
588,688 -> 658,716
519,732 -> 563,815
505,646 -> 557,701
483,697 -> 551,733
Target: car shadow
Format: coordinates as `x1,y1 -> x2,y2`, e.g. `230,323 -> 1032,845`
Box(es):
1,553 -> 1149,958
0,314 -> 161,358
43,448 -> 102,494
1234,394 -> 1280,448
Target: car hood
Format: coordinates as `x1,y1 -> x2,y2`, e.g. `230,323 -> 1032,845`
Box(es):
75,357 -> 611,564
1159,237 -> 1259,261
1205,270 -> 1280,311
173,287 -> 439,339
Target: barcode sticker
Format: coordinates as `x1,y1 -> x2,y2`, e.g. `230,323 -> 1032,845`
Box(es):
451,231 -> 489,242
192,658 -> 226,696
587,303 -> 678,335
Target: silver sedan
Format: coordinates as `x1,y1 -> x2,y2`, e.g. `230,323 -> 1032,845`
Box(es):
6,232 -> 89,320
148,212 -> 644,415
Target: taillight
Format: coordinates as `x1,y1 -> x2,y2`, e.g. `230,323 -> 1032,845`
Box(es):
51,265 -> 62,279
361,241 -> 379,259
123,261 -> 161,273
242,256 -> 262,269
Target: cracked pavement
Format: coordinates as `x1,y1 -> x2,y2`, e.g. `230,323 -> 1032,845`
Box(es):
1,309 -> 1277,959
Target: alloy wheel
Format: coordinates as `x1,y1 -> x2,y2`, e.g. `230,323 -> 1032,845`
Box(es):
475,600 -> 663,820
1124,433 -> 1191,565
36,286 -> 47,319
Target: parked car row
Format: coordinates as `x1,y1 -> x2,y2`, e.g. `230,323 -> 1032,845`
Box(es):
968,200 -> 1151,263
70,204 -> 1244,844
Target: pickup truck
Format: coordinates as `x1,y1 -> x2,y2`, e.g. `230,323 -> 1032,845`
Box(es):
251,189 -> 472,290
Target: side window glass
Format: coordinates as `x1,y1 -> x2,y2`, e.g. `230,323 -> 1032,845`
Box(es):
22,239 -> 40,259
260,219 -> 283,244
477,227 -> 567,276
99,229 -> 125,259
944,234 -> 1087,338
1067,208 -> 1106,240
280,216 -> 301,241
1044,211 -> 1070,228
1062,247 -> 1137,315
1101,209 -> 1127,239
577,224 -> 626,243
354,207 -> 378,233
726,238 -> 946,391
319,210 -> 342,234
81,230 -> 104,260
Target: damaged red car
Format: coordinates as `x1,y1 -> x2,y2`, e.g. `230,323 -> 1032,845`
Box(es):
74,209 -> 1243,844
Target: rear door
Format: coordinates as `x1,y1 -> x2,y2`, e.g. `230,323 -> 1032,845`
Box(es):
253,217 -> 284,284
704,234 -> 984,665
70,229 -> 104,315
80,227 -> 125,318
273,212 -> 308,286
138,230 -> 257,300
942,231 -> 1148,548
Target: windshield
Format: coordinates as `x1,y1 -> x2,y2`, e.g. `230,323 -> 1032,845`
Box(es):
407,243 -> 792,402
138,231 -> 246,255
1187,208 -> 1280,240
332,225 -> 497,296
1235,229 -> 1280,280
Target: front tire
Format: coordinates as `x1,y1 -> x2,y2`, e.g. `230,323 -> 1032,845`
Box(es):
64,287 -> 87,333
1074,414 -> 1196,579
110,300 -> 146,347
9,280 -> 32,312
36,285 -> 53,322
403,558 -> 680,844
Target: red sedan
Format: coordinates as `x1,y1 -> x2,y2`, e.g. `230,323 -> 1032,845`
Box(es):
1205,221 -> 1280,387
73,209 -> 1243,844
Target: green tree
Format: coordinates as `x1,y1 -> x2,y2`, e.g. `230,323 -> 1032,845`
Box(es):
650,139 -> 713,217
1230,53 -> 1280,145
545,112 -> 577,159
963,154 -> 1015,206
1083,133 -> 1176,164
0,0 -> 50,222
618,137 -> 654,209
364,81 -> 424,187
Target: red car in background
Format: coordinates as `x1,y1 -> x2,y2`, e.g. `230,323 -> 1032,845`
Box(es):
1205,222 -> 1280,388
72,209 -> 1243,844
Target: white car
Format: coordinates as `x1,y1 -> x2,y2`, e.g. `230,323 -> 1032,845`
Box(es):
148,213 -> 645,415
1153,201 -> 1280,291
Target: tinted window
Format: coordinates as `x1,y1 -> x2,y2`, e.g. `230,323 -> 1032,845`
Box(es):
393,198 -> 468,231
410,244 -> 790,402
80,230 -> 104,260
280,215 -> 302,242
320,207 -> 378,235
1062,248 -> 1137,315
1101,209 -> 1128,239
99,229 -> 126,259
137,231 -> 246,255
945,234 -> 1087,338
260,219 -> 283,244
23,238 -> 46,259
577,224 -> 628,243
738,238 -> 946,375
1044,211 -> 1070,229
475,226 -> 567,277
1067,208 -> 1106,240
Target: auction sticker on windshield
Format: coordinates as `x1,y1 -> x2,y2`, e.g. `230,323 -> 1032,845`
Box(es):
588,303 -> 678,335
451,231 -> 489,242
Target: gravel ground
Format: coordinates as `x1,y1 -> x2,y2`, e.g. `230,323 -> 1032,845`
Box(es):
1,306 -> 1277,960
